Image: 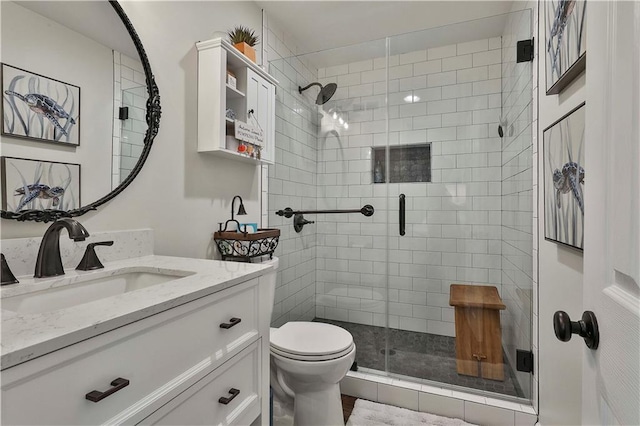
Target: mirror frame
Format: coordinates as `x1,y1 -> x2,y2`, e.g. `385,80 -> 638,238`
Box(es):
1,0 -> 161,223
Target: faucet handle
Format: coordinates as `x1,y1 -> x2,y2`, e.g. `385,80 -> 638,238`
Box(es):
1,253 -> 19,286
76,241 -> 114,271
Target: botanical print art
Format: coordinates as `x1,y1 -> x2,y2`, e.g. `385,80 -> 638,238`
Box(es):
545,0 -> 587,94
544,103 -> 585,250
2,63 -> 80,145
1,156 -> 81,212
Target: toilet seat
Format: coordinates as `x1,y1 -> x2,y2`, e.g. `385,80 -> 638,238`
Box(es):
270,322 -> 354,361
271,342 -> 355,361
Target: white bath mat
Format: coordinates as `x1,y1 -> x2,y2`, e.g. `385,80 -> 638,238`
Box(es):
346,399 -> 476,426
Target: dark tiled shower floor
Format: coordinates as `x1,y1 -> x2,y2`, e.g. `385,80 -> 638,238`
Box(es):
314,318 -> 524,398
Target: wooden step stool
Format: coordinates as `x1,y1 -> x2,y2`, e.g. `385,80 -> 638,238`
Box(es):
449,284 -> 506,381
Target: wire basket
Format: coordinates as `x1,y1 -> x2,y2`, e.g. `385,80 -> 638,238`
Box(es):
213,228 -> 280,262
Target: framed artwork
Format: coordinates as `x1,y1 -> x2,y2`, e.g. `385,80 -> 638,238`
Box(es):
1,156 -> 81,212
545,0 -> 587,95
1,63 -> 80,145
544,103 -> 585,251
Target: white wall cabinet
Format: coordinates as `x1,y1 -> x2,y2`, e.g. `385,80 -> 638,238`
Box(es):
196,38 -> 277,165
1,277 -> 272,425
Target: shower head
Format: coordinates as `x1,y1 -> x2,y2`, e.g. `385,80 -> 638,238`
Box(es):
298,82 -> 338,105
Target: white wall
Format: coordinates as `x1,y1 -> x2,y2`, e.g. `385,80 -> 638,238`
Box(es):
1,1 -> 266,264
536,0 -> 585,424
1,1 -> 113,206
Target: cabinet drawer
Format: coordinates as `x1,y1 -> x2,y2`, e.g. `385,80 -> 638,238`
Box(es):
1,279 -> 259,425
140,340 -> 261,426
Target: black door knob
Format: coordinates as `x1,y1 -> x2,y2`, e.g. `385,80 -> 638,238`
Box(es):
553,310 -> 599,349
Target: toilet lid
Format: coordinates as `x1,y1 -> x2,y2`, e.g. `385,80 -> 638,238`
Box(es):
270,322 -> 354,356
271,343 -> 354,361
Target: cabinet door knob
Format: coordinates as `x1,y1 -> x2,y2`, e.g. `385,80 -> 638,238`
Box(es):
85,377 -> 130,402
220,317 -> 241,329
553,310 -> 599,349
218,388 -> 240,405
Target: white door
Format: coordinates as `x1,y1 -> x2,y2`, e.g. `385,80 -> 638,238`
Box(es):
582,1 -> 640,424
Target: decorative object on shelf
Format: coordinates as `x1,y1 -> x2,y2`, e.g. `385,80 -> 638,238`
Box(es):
374,160 -> 384,183
214,196 -> 280,260
228,25 -> 259,63
545,0 -> 586,95
235,117 -> 264,147
2,63 -> 80,146
219,194 -> 247,233
543,102 -> 585,251
239,222 -> 258,233
1,156 -> 81,213
246,144 -> 255,158
213,228 -> 280,261
225,108 -> 236,120
227,70 -> 237,89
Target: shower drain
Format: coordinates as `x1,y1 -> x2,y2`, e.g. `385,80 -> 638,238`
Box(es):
380,349 -> 396,356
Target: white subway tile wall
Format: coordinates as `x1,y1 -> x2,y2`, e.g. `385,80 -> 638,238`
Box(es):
112,52 -> 147,188
265,19 -> 319,327
500,7 -> 535,400
315,38 -> 503,337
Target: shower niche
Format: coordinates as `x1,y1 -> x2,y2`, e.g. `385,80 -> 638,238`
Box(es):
372,144 -> 431,183
196,37 -> 277,164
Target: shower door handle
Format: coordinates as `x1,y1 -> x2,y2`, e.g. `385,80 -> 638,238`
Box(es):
399,194 -> 405,236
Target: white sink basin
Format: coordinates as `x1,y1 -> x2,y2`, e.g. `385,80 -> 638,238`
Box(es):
2,268 -> 195,314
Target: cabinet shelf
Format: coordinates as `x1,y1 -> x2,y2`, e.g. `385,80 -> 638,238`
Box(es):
201,148 -> 264,164
226,84 -> 245,99
196,37 -> 277,165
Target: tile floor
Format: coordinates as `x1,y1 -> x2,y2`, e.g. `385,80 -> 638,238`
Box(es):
315,318 -> 524,398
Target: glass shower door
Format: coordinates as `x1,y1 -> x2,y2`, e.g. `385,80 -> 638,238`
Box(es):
302,38 -> 391,372
385,11 -> 534,400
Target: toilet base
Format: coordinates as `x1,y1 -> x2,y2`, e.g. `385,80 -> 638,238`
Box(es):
292,383 -> 344,426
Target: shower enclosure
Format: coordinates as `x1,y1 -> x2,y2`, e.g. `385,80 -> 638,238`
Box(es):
269,9 -> 534,403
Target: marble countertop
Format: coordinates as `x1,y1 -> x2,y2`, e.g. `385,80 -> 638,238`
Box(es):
0,255 -> 274,370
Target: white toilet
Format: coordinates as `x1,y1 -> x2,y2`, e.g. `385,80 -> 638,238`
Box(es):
261,257 -> 355,425
270,322 -> 356,426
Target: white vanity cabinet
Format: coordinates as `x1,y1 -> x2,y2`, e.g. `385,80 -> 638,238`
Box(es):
196,37 -> 277,165
1,276 -> 272,426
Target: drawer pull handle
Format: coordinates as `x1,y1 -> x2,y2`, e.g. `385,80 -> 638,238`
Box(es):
220,317 -> 241,329
85,378 -> 130,402
218,388 -> 240,405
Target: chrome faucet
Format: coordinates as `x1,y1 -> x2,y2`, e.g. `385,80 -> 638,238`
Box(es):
34,218 -> 90,278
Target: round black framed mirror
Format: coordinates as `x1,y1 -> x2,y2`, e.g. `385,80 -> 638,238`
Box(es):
0,0 -> 160,222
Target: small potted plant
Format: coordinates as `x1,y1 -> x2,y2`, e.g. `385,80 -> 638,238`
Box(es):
228,25 -> 259,63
